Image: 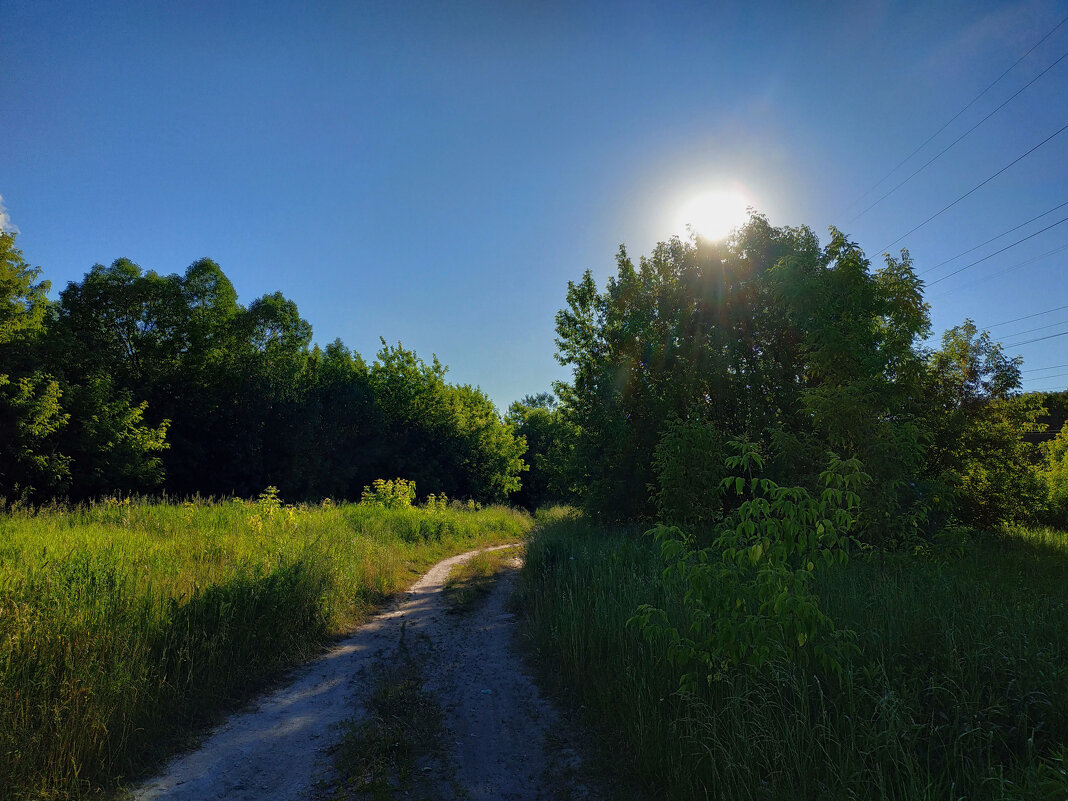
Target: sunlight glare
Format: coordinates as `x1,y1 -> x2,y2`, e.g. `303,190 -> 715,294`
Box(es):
675,188 -> 752,241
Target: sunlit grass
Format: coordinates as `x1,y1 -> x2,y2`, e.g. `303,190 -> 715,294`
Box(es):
0,496 -> 531,800
518,509 -> 1068,800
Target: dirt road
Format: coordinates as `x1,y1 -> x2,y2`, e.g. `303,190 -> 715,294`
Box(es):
135,545 -> 594,801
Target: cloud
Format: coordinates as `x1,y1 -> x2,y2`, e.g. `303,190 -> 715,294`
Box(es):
0,195 -> 18,234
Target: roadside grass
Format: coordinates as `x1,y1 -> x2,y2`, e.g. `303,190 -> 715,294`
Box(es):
518,507 -> 1068,801
328,631 -> 445,801
442,546 -> 521,614
0,496 -> 531,801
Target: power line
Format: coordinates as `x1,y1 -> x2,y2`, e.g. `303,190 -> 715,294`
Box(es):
846,13 -> 1068,212
929,241 -> 1068,299
1003,328 -> 1068,348
1001,317 -> 1068,340
927,214 -> 1068,285
987,304 -> 1068,329
882,120 -> 1068,252
922,200 -> 1068,275
852,47 -> 1068,222
1024,362 -> 1068,373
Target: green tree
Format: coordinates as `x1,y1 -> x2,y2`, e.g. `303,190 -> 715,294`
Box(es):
0,231 -> 50,345
58,376 -> 169,497
370,341 -> 524,502
506,393 -> 572,510
925,321 -> 1046,528
553,215 -> 932,541
0,232 -> 70,499
769,231 -> 932,544
1044,421 -> 1068,525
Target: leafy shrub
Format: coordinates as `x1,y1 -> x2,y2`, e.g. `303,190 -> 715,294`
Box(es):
360,478 -> 416,509
1045,422 -> 1068,526
423,492 -> 449,512
632,441 -> 865,690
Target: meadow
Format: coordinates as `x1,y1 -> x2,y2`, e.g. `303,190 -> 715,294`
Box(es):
518,508 -> 1068,801
0,494 -> 531,800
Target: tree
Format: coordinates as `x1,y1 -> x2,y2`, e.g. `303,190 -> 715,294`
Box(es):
769,231 -> 932,543
1044,422 -> 1068,525
0,231 -> 49,346
553,215 -> 932,541
369,341 -> 524,502
506,393 -> 572,510
924,321 -> 1046,528
0,232 -> 70,500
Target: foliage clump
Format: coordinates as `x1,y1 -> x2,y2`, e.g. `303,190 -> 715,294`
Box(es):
633,442 -> 864,690
360,478 -> 417,509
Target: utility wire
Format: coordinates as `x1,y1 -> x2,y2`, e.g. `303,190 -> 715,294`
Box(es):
1024,362 -> 1068,372
882,121 -> 1068,252
929,241 -> 1068,300
1003,328 -> 1068,348
988,304 -> 1068,329
1022,369 -> 1068,381
927,214 -> 1068,285
846,13 -> 1068,212
922,200 -> 1068,275
1000,317 -> 1068,340
852,47 -> 1068,222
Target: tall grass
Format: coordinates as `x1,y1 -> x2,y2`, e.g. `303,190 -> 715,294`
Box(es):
0,496 -> 531,800
518,508 -> 1068,800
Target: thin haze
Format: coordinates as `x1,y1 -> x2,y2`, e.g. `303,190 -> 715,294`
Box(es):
2,0 -> 1067,406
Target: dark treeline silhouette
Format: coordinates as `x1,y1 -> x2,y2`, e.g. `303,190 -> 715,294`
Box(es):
4,217 -> 1066,528
0,232 -> 524,503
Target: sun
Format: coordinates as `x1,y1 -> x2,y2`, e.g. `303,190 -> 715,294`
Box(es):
675,188 -> 752,241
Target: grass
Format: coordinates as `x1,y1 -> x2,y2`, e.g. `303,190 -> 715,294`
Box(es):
517,507 -> 1068,801
327,630 -> 445,801
442,545 -> 521,613
0,495 -> 531,801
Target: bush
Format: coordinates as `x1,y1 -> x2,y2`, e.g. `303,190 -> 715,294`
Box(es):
360,478 -> 417,509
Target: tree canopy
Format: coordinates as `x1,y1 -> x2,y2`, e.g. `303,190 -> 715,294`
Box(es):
0,236 -> 525,504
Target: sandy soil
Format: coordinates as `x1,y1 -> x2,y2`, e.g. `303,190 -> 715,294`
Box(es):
134,544 -> 594,801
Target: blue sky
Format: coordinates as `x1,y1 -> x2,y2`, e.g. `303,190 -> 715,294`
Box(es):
3,0 -> 1067,408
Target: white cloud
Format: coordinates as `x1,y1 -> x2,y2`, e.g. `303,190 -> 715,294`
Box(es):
0,194 -> 18,234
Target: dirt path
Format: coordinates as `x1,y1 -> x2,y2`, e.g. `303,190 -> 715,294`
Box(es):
135,545 -> 594,801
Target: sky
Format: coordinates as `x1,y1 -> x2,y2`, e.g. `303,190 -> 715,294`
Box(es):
2,0 -> 1067,409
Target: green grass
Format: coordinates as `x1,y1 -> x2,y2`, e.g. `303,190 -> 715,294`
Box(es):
517,507 -> 1068,801
0,496 -> 531,800
442,546 -> 520,614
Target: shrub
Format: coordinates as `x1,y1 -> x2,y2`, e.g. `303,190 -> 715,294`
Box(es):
360,478 -> 416,509
632,441 -> 865,690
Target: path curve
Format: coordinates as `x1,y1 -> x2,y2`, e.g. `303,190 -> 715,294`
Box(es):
134,544 -> 590,801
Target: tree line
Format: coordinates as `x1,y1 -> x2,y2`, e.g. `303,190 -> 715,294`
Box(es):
0,231 -> 524,503
4,216 -> 1066,533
